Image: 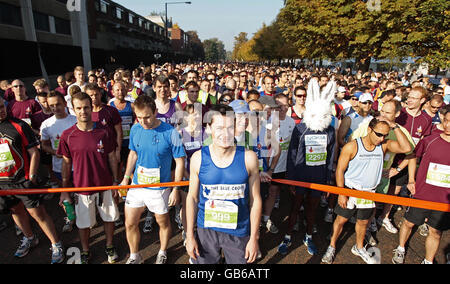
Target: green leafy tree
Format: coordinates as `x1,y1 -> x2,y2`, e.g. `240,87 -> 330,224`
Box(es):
203,38 -> 226,62
277,0 -> 449,71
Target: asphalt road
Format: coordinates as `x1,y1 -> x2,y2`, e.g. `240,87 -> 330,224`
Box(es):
0,188 -> 448,265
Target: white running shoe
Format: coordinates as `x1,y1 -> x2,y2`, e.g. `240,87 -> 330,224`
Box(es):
351,245 -> 377,264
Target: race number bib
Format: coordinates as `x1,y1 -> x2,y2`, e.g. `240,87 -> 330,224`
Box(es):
184,141 -> 201,151
53,139 -> 60,150
426,162 -> 450,188
204,200 -> 238,229
0,143 -> 15,169
305,134 -> 327,166
137,166 -> 160,185
122,124 -> 131,140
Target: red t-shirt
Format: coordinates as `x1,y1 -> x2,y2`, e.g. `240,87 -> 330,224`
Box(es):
394,108 -> 433,165
57,124 -> 115,195
91,105 -> 122,148
413,134 -> 450,204
31,111 -> 53,132
7,99 -> 42,121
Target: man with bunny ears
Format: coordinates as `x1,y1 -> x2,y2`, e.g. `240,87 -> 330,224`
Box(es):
277,78 -> 337,256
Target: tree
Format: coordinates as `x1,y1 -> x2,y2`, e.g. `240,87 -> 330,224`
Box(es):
232,32 -> 249,60
277,0 -> 449,71
203,38 -> 226,62
186,31 -> 205,61
252,21 -> 297,63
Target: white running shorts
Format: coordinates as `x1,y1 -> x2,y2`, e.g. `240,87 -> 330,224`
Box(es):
74,191 -> 120,229
125,187 -> 171,215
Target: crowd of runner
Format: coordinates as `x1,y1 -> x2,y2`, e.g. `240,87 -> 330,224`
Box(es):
0,62 -> 449,264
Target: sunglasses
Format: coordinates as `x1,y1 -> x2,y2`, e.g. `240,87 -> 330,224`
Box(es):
360,101 -> 372,105
350,97 -> 358,101
13,85 -> 24,88
371,128 -> 388,139
220,98 -> 231,103
295,94 -> 306,98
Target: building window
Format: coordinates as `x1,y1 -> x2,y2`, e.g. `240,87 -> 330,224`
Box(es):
33,11 -> 50,32
129,14 -> 134,24
54,17 -> 71,35
116,7 -> 123,19
138,18 -> 143,27
100,0 -> 109,13
0,2 -> 22,27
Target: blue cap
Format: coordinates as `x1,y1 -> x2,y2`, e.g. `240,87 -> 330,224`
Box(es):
354,91 -> 363,98
229,100 -> 250,113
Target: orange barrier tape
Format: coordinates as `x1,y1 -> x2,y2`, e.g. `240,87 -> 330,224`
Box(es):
272,179 -> 450,213
0,179 -> 449,212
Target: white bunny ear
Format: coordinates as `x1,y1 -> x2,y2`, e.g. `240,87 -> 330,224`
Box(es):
306,78 -> 320,105
320,80 -> 337,102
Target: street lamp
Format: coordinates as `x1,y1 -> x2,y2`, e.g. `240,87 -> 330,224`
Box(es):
165,1 -> 191,39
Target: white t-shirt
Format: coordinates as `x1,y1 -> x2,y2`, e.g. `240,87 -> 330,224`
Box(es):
40,115 -> 77,173
270,116 -> 296,173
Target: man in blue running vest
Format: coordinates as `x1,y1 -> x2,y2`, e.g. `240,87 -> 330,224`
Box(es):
185,104 -> 262,264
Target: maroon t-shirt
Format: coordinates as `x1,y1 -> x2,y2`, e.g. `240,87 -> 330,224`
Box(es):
54,86 -> 67,96
91,105 -> 122,148
31,111 -> 53,132
394,107 -> 433,165
57,124 -> 114,195
7,99 -> 42,121
413,134 -> 450,204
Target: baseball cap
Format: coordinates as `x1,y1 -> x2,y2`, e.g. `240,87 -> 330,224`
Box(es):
353,91 -> 363,99
359,93 -> 374,102
229,100 -> 250,113
258,95 -> 278,108
337,86 -> 347,93
370,77 -> 378,82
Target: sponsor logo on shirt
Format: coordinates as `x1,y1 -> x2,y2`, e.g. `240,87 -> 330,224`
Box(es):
97,140 -> 104,153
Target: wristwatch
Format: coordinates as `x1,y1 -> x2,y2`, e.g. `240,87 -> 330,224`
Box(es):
395,167 -> 402,172
392,124 -> 400,130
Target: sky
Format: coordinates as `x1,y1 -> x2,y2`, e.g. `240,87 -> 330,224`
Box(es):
113,0 -> 285,51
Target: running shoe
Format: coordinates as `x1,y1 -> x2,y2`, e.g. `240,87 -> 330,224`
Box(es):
143,214 -> 155,234
155,252 -> 167,264
446,253 -> 450,264
379,218 -> 398,234
421,259 -> 432,264
324,208 -> 334,223
51,243 -> 65,264
106,246 -> 119,264
419,223 -> 429,237
277,236 -> 292,255
80,251 -> 90,264
392,248 -> 405,264
62,217 -> 74,233
15,235 -> 39,258
265,219 -> 279,234
351,245 -> 376,264
126,254 -> 143,264
174,210 -> 183,230
303,235 -> 317,255
321,246 -> 335,264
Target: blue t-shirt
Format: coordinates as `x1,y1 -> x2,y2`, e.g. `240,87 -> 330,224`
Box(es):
129,121 -> 186,189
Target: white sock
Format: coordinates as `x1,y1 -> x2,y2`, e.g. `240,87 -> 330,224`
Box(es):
284,234 -> 291,240
129,253 -> 140,260
305,234 -> 312,240
396,246 -> 405,253
263,215 -> 269,222
158,250 -> 167,256
422,259 -> 432,264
